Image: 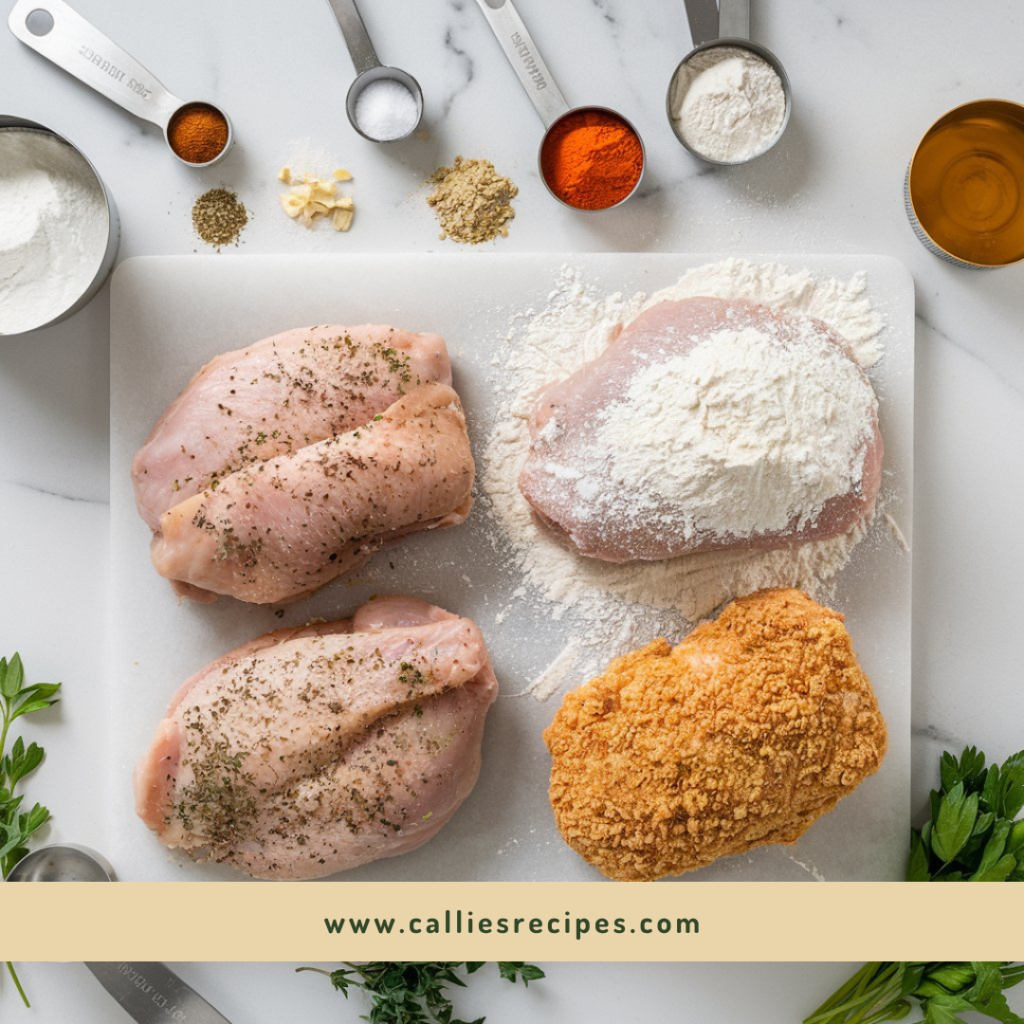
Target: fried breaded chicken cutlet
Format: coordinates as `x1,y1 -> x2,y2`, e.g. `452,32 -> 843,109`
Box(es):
544,588 -> 887,881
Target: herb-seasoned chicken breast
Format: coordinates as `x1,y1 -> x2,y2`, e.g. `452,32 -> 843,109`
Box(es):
132,324 -> 451,531
150,382 -> 474,604
135,596 -> 498,880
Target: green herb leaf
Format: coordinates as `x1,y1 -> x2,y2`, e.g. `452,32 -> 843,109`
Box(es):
6,741 -> 44,787
932,783 -> 979,863
971,854 -> 1017,882
972,821 -> 1010,875
0,655 -> 24,699
998,753 -> 1024,820
1007,820 -> 1024,858
907,830 -> 931,881
923,1003 -> 966,1024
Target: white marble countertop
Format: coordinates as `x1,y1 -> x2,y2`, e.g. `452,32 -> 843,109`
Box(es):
1,0 -> 1022,873
12,962 -> 1024,1024
0,962 -> 939,1023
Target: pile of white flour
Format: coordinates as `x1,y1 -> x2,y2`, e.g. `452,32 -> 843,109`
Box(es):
0,129 -> 108,335
481,258 -> 885,701
671,47 -> 787,162
538,318 -> 879,554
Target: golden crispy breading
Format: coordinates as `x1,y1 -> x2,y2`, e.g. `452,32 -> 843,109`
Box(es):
543,588 -> 887,881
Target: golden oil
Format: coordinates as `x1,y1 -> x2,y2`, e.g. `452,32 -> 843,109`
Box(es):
907,100 -> 1024,268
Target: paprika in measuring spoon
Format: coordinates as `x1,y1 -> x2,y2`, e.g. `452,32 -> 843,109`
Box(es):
540,108 -> 645,211
167,103 -> 231,165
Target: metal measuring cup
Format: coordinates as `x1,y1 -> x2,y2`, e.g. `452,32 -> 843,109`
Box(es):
6,843 -> 116,882
0,115 -> 119,337
474,0 -> 645,211
326,0 -> 424,143
8,0 -> 233,168
667,0 -> 792,165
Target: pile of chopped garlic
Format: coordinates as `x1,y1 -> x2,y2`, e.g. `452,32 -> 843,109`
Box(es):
278,167 -> 354,231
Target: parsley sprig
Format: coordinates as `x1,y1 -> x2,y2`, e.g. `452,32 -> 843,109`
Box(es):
804,962 -> 1024,1024
1,652 -> 61,1009
297,962 -> 545,1024
908,746 -> 1024,881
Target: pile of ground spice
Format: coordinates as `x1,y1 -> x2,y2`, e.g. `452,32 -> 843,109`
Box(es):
192,188 -> 248,249
540,109 -> 643,210
426,156 -> 517,244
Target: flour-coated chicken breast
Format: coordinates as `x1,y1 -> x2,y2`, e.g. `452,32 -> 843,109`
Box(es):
520,297 -> 883,562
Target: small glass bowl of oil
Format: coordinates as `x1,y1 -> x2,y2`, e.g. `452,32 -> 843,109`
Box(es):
906,99 -> 1024,269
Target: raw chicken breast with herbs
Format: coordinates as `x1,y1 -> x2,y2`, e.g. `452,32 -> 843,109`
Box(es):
519,297 -> 883,562
150,382 -> 473,604
134,596 -> 498,880
132,324 -> 451,530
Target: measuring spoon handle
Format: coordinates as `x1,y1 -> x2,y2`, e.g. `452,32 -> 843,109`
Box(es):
326,0 -> 380,75
7,0 -> 181,127
684,0 -> 750,45
85,963 -> 235,1024
474,0 -> 569,129
684,0 -> 720,46
719,0 -> 750,40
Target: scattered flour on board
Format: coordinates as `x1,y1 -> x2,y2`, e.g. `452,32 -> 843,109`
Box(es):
481,258 -> 888,700
785,853 -> 828,882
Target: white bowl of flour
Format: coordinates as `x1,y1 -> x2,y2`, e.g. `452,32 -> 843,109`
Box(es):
0,117 -> 119,336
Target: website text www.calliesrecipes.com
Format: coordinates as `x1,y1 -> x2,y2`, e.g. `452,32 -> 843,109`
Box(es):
323,909 -> 700,941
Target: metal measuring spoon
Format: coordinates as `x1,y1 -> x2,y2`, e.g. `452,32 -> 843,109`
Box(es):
6,843 -> 116,882
667,0 -> 792,164
474,0 -> 645,211
7,0 -> 233,168
326,0 -> 423,143
86,963 -> 235,1024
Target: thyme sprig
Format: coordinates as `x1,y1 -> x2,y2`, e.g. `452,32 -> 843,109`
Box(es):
297,962 -> 545,1024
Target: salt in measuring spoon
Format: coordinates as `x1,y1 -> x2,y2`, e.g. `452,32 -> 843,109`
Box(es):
667,0 -> 792,165
326,0 -> 424,143
473,0 -> 645,211
7,0 -> 233,168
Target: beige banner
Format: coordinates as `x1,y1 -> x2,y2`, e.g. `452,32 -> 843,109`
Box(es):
2,882 -> 1022,960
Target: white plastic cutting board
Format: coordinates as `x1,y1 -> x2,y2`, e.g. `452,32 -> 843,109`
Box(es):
109,253 -> 914,882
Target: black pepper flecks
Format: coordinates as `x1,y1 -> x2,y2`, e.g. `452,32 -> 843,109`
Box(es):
192,187 -> 249,249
